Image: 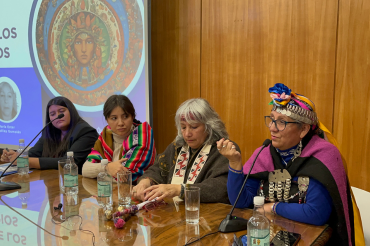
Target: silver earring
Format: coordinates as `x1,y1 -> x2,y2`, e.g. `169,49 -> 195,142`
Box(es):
292,140 -> 302,162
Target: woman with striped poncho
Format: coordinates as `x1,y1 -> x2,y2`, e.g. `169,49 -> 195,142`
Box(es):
82,95 -> 156,182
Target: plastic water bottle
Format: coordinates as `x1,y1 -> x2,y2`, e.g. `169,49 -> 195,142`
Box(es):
64,151 -> 78,196
65,194 -> 79,218
18,174 -> 30,209
97,159 -> 113,209
17,139 -> 29,175
247,196 -> 270,246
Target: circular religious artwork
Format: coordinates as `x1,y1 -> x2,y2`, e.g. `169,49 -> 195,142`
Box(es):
30,0 -> 144,112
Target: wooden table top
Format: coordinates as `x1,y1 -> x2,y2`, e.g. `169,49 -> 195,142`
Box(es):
0,170 -> 329,246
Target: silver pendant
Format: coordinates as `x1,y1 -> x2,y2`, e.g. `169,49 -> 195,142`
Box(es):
268,169 -> 292,183
298,176 -> 309,192
268,169 -> 292,192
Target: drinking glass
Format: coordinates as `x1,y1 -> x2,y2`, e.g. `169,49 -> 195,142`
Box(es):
184,223 -> 200,245
185,186 -> 200,224
117,171 -> 132,207
58,159 -> 68,193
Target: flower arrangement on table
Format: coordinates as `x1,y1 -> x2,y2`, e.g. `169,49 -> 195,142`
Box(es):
113,205 -> 139,228
108,199 -> 167,229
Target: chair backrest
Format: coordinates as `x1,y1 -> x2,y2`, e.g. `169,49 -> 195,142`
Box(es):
352,187 -> 370,246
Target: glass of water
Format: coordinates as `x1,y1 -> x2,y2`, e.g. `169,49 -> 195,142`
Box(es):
117,171 -> 132,207
185,186 -> 200,224
58,159 -> 68,193
184,223 -> 200,244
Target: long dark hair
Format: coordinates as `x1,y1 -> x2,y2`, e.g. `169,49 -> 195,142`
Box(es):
42,97 -> 82,157
103,95 -> 141,124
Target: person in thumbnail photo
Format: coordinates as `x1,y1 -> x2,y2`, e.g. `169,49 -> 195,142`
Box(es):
0,81 -> 17,121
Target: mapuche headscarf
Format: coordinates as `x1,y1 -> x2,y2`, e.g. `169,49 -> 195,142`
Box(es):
269,83 -> 319,125
268,83 -> 365,246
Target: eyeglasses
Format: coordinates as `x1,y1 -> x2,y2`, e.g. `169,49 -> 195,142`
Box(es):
264,116 -> 300,131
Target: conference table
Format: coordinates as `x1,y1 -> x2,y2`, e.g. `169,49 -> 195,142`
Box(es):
0,170 -> 331,246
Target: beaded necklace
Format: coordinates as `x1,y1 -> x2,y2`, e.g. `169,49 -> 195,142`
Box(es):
275,144 -> 298,166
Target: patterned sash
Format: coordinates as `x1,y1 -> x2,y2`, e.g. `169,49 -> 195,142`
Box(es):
86,122 -> 156,181
171,144 -> 211,185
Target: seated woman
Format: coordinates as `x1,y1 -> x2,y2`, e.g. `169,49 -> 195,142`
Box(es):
82,95 -> 156,182
132,98 -> 239,204
219,83 -> 356,246
0,96 -> 99,174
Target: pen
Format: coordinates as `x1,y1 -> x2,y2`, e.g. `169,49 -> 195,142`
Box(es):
5,147 -> 9,152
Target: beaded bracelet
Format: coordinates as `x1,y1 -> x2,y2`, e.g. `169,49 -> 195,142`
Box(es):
228,166 -> 243,174
272,202 -> 279,214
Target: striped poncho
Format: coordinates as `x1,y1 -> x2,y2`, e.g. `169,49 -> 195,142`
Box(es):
86,122 -> 156,181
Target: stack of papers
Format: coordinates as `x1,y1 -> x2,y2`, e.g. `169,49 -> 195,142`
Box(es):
0,163 -> 17,176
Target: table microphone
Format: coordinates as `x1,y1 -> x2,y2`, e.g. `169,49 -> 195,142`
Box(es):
0,113 -> 65,191
218,139 -> 271,233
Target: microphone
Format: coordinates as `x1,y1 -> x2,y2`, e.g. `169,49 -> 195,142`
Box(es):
0,197 -> 68,240
219,139 -> 271,233
0,114 -> 65,191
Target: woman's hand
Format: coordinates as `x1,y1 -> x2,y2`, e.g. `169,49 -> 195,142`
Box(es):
264,203 -> 274,214
132,178 -> 152,201
217,138 -> 242,171
143,184 -> 181,202
106,158 -> 128,178
1,149 -> 17,164
28,158 -> 40,169
9,151 -> 19,165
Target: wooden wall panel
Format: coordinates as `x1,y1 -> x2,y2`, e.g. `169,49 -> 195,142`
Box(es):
201,0 -> 338,163
151,0 -> 201,153
335,0 -> 370,191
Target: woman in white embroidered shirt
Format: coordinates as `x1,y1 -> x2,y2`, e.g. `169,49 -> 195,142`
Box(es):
133,98 -> 239,203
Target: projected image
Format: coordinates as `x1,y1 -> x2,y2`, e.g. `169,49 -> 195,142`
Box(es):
0,0 -> 148,148
59,12 -> 114,87
31,0 -> 145,111
0,77 -> 21,123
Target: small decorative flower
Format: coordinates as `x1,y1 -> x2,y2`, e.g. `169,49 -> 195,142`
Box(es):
114,218 -> 125,229
105,209 -> 113,220
269,83 -> 291,95
130,205 -> 139,215
117,205 -> 124,212
268,83 -> 292,106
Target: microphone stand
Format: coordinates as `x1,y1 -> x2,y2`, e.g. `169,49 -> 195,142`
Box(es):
218,139 -> 271,233
0,114 -> 64,191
